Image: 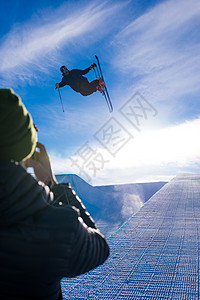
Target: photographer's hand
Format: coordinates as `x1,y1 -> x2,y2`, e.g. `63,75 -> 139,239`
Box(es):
26,142 -> 58,187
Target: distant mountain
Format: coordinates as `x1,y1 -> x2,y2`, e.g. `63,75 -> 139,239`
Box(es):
56,174 -> 167,237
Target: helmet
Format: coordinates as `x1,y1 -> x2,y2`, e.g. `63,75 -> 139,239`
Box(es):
60,66 -> 68,75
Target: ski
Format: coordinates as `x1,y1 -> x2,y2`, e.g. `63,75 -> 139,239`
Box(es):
95,55 -> 113,113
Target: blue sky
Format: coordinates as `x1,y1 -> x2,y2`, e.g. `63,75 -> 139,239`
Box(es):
1,0 -> 200,185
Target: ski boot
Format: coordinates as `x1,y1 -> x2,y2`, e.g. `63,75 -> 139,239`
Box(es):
97,78 -> 105,93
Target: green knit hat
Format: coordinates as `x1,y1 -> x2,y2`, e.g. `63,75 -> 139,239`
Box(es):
0,89 -> 37,162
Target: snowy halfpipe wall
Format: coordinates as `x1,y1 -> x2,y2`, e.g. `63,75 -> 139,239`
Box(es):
61,173 -> 200,299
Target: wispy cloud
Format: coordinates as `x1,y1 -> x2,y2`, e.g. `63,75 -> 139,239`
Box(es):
113,0 -> 200,108
0,1 -> 123,83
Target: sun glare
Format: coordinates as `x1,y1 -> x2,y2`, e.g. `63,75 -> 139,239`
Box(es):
115,119 -> 200,168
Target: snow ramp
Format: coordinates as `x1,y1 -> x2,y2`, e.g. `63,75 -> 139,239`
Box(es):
61,173 -> 200,299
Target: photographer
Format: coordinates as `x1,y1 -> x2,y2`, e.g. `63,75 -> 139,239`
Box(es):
0,89 -> 109,300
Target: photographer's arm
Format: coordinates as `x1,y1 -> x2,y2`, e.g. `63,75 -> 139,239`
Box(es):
25,142 -> 58,187
26,142 -> 96,228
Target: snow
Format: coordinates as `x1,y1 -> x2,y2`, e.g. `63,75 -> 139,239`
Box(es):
56,174 -> 166,237
58,173 -> 200,299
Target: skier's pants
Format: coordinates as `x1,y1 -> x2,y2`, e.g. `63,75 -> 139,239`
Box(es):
79,79 -> 99,96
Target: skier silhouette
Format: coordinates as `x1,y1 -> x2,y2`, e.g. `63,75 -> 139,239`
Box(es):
55,64 -> 105,96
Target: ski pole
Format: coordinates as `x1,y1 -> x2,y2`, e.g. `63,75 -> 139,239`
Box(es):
93,67 -> 98,79
57,88 -> 64,112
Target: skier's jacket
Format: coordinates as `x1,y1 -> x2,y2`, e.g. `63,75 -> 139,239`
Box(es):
0,160 -> 109,300
58,68 -> 91,92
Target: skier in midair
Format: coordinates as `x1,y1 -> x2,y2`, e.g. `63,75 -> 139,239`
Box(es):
55,64 -> 105,96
